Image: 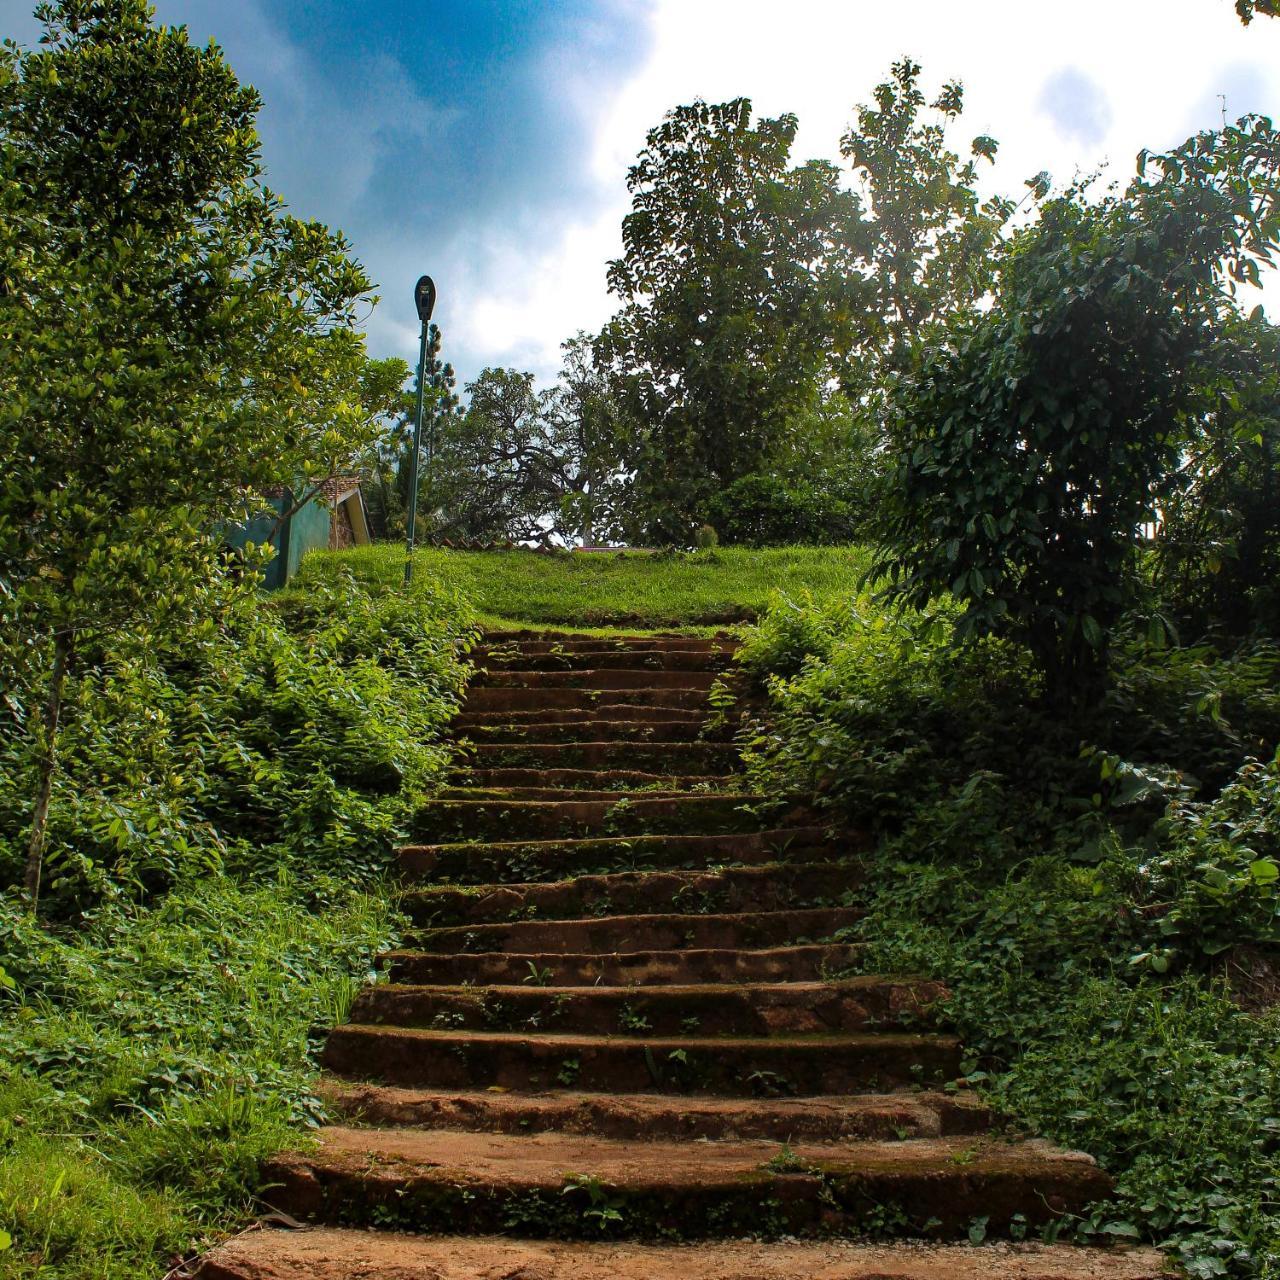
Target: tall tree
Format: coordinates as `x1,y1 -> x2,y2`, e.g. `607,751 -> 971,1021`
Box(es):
0,0 -> 386,903
597,98 -> 865,543
838,57 -> 1022,387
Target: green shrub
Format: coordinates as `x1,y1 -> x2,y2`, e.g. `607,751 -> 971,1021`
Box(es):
0,570 -> 474,912
740,594 -> 1280,1277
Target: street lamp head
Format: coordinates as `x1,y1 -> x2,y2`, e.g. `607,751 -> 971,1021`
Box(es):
414,275 -> 436,327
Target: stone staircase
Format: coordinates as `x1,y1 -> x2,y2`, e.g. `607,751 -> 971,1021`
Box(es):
197,631 -> 1165,1279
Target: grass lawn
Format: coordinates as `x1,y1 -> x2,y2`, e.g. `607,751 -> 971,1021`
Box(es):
301,544 -> 871,630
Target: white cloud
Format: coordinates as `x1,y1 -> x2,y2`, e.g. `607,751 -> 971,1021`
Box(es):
1038,67 -> 1113,148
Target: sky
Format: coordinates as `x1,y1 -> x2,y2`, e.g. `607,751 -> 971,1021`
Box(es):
4,0 -> 1280,386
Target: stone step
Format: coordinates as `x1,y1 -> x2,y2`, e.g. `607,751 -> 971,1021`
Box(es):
477,649 -> 735,672
402,861 -> 858,926
454,704 -> 709,727
321,1026 -> 963,1093
397,827 -> 842,885
381,943 -> 862,988
198,1229 -> 1167,1280
476,668 -> 722,690
479,630 -> 738,651
448,766 -> 733,792
260,1128 -> 1111,1240
459,714 -> 713,740
410,793 -> 778,842
459,741 -> 737,773
463,686 -> 705,713
402,906 -> 859,956
320,1081 -> 993,1141
351,977 -> 945,1038
439,786 -> 713,803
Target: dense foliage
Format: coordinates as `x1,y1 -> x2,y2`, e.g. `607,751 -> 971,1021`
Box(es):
597,98 -> 861,543
738,596 -> 1280,1277
0,0 -> 395,900
0,569 -> 473,1274
873,116 -> 1280,693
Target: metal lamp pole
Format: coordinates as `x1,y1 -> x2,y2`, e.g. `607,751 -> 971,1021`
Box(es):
403,274 -> 437,588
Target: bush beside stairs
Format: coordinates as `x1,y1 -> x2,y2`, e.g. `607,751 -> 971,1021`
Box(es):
197,631 -> 1167,1279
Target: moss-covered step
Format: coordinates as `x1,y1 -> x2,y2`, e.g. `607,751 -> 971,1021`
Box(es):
396,826 -> 843,885
321,1026 -> 962,1094
458,744 -> 738,777
351,976 -> 946,1038
400,906 -> 859,956
474,668 -> 722,691
475,648 -> 736,672
409,793 -> 779,842
463,686 -> 704,713
261,1128 -> 1111,1241
401,860 -> 860,926
454,704 -> 709,729
318,1081 -> 992,1141
380,942 -> 863,988
447,766 -> 733,793
199,1227 -> 1167,1280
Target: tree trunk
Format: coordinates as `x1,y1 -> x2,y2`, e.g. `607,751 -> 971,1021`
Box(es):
23,631 -> 70,909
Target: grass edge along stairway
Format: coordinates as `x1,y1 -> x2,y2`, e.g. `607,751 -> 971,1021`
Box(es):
197,630 -> 1167,1280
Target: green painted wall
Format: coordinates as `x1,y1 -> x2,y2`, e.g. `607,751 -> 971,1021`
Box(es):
224,489 -> 332,590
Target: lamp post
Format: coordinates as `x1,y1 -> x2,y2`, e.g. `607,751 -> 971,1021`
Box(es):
403,274 -> 437,588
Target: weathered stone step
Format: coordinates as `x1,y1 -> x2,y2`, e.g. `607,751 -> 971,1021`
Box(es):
439,785 -> 713,803
261,1128 -> 1111,1240
410,793 -> 778,842
198,1228 -> 1167,1280
464,686 -> 703,712
397,827 -> 841,885
321,1026 -> 962,1093
479,630 -> 737,652
476,668 -> 722,690
478,649 -> 735,672
448,766 -> 732,793
455,704 -> 708,727
402,906 -> 859,955
461,742 -> 737,775
402,860 -> 857,926
460,716 -> 721,747
462,745 -> 739,781
351,977 -> 944,1037
381,942 -> 861,988
320,1081 -> 992,1141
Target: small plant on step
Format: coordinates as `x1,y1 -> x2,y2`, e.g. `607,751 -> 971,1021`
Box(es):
561,1172 -> 625,1232
761,1143 -> 817,1175
522,961 -> 554,986
617,1002 -> 652,1033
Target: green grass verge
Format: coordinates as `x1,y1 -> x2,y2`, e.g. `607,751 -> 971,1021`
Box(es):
0,874 -> 401,1279
300,544 -> 871,631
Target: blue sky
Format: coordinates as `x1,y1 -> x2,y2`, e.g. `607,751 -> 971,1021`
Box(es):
3,1 -> 1279,387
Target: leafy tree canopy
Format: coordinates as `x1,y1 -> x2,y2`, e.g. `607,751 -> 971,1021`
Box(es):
597,98 -> 865,542
0,0 -> 389,901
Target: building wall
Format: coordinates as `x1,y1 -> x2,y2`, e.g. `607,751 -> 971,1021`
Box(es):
224,489 -> 334,590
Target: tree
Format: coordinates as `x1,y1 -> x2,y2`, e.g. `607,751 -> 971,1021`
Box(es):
1155,315 -> 1280,633
425,368 -> 557,544
540,334 -> 625,545
872,114 -> 1280,697
597,98 -> 865,543
837,58 -> 1024,388
0,0 -> 386,904
1236,0 -> 1279,21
